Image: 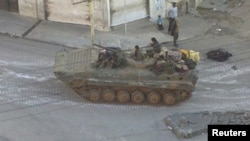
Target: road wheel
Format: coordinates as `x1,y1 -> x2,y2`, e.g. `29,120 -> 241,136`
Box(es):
117,90 -> 130,103
89,90 -> 101,102
163,94 -> 177,105
147,91 -> 160,104
131,91 -> 145,104
103,89 -> 116,102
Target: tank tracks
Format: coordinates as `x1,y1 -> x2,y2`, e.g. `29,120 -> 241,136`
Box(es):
164,111 -> 250,138
71,85 -> 192,106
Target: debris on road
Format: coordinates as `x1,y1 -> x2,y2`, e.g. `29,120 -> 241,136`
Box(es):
206,48 -> 232,62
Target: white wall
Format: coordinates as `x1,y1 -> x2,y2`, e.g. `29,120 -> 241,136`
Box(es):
110,0 -> 148,26
149,0 -> 166,22
93,0 -> 110,31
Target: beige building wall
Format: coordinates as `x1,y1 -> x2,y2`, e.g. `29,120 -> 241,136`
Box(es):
93,0 -> 110,31
19,0 -> 45,19
189,0 -> 203,9
110,0 -> 148,26
18,0 -> 110,31
45,0 -> 89,25
195,0 -> 203,7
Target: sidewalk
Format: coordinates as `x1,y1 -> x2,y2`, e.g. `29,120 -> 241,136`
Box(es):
0,10 -> 211,49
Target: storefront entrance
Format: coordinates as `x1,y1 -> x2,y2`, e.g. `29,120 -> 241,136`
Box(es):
0,0 -> 19,13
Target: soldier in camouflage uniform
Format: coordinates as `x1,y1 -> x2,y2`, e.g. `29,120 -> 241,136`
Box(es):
132,45 -> 145,61
110,51 -> 127,68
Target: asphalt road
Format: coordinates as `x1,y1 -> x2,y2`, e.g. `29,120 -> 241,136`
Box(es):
0,32 -> 250,141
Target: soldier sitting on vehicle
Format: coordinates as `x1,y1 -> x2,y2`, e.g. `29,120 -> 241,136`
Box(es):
132,45 -> 145,61
92,48 -> 112,68
109,51 -> 127,68
150,37 -> 161,54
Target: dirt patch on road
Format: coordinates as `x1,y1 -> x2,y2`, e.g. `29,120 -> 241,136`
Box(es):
197,0 -> 245,35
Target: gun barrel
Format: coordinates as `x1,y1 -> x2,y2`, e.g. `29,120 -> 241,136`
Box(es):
93,44 -> 105,48
93,44 -> 120,52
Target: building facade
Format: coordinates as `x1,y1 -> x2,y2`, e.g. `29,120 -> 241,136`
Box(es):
0,0 -> 203,31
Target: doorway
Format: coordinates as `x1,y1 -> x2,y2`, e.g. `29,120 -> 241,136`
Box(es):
0,0 -> 19,13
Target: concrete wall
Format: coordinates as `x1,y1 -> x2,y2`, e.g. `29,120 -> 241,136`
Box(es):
110,0 -> 148,26
19,0 -> 45,19
93,0 -> 110,31
195,0 -> 203,7
189,0 -> 203,9
46,0 -> 89,25
45,0 -> 110,31
18,0 -> 110,31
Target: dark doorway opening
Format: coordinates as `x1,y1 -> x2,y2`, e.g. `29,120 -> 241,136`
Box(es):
0,0 -> 19,13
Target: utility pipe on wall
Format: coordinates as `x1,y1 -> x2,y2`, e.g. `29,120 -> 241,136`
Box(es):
123,0 -> 127,35
89,0 -> 94,46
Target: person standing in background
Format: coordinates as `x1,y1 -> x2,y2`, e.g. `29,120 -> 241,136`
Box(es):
170,18 -> 179,47
166,2 -> 178,34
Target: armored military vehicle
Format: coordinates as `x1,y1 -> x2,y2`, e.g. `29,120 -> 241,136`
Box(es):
53,45 -> 198,106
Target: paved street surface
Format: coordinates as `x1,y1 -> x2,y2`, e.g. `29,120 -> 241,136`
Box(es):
165,111 -> 250,138
0,0 -> 250,141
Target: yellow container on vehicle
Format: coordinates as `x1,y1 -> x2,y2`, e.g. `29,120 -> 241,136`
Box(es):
180,49 -> 200,63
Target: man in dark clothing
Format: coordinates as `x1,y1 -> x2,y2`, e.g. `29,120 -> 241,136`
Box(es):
150,37 -> 161,53
110,52 -> 127,68
170,19 -> 179,47
133,45 -> 144,61
93,48 -> 112,68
